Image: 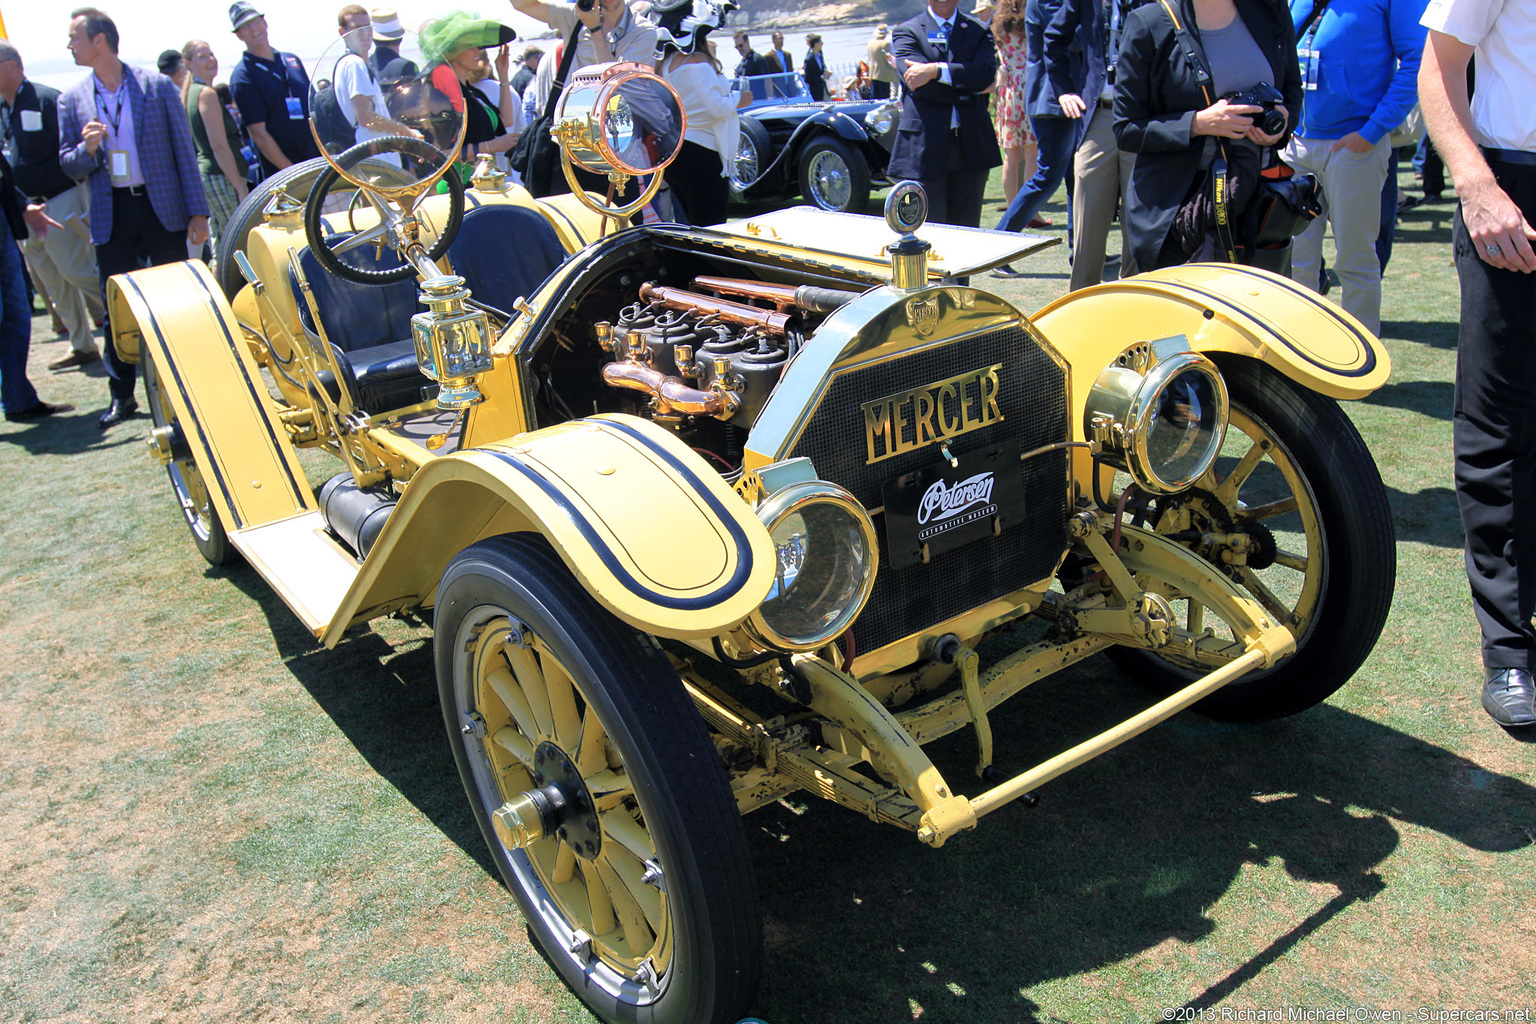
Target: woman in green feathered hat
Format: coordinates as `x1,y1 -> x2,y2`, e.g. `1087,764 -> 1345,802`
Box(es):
419,12 -> 522,175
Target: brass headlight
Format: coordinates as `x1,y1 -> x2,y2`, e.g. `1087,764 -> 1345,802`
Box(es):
744,480 -> 878,653
1085,350 -> 1228,494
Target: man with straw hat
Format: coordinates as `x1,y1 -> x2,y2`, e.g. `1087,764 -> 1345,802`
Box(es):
369,8 -> 418,85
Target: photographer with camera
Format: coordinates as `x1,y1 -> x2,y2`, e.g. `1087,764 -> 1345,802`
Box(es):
507,0 -> 657,74
506,0 -> 655,197
1113,0 -> 1302,272
1280,0 -> 1425,336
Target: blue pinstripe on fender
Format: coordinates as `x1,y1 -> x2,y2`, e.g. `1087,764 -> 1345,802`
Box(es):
482,419 -> 757,610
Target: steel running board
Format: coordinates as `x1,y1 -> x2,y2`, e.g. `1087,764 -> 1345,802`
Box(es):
229,511 -> 360,638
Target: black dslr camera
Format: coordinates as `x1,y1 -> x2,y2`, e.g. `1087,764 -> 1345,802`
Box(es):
1223,82 -> 1287,137
576,0 -> 595,10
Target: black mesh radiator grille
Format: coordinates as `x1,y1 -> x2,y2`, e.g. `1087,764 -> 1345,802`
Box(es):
789,324 -> 1071,653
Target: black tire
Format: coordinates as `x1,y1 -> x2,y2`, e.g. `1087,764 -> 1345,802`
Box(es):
797,136 -> 870,213
435,534 -> 761,1024
1112,358 -> 1395,720
214,158 -> 332,301
729,118 -> 773,199
143,356 -> 236,566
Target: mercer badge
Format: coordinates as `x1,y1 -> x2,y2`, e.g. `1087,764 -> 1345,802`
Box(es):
905,295 -> 940,337
861,364 -> 1004,465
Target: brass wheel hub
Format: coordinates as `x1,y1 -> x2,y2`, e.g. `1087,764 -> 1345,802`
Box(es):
493,741 -> 602,861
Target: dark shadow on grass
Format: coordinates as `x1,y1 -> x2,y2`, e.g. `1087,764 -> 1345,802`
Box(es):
1363,379 -> 1453,420
743,654 -> 1536,1024
1380,319 -> 1458,349
1386,482 -> 1463,549
1391,207 -> 1456,245
0,413 -> 145,455
218,562 -> 497,880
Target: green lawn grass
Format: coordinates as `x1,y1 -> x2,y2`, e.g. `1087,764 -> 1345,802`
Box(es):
1,164 -> 1532,1024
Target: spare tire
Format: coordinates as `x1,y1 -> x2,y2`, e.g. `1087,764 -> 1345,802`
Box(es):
213,159 -> 333,301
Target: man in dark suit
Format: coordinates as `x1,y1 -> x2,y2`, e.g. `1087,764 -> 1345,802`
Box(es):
732,31 -> 774,102
0,146 -> 76,422
890,0 -> 1001,227
60,7 -> 208,428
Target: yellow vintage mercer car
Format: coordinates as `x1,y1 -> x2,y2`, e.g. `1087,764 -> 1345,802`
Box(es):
107,57 -> 1393,1024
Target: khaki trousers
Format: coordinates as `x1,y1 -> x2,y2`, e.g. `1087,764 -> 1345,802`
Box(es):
21,184 -> 103,355
1283,134 -> 1391,336
1069,107 -> 1136,291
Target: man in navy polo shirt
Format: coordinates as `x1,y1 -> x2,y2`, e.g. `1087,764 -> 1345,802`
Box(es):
227,1 -> 318,180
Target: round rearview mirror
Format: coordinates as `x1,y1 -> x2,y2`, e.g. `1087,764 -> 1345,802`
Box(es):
309,26 -> 467,196
553,62 -> 686,178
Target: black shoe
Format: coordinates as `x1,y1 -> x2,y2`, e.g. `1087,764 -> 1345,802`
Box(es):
98,397 -> 139,429
6,400 -> 75,422
1482,668 -> 1536,728
49,350 -> 101,371
993,264 -> 1025,278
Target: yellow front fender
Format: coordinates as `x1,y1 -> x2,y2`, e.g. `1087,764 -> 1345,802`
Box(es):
324,415 -> 777,645
1033,262 -> 1390,401
107,260 -> 315,531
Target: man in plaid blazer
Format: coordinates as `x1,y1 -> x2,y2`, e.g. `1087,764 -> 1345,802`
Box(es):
59,7 -> 208,428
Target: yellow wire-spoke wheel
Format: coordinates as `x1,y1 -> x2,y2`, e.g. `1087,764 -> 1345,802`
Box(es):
1113,359 -> 1395,721
142,356 -> 234,566
467,616 -> 674,976
436,534 -> 762,1024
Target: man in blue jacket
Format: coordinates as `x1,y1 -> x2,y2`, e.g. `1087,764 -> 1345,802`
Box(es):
1284,0 -> 1427,336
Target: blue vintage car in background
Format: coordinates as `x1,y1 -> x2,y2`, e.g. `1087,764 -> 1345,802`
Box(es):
729,72 -> 900,213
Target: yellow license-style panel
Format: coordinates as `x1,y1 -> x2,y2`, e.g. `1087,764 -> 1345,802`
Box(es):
325,414 -> 776,644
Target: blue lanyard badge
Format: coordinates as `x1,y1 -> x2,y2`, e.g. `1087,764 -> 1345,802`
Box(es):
286,95 -> 303,118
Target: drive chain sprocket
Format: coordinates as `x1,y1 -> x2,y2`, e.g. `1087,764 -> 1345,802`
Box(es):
1237,518 -> 1278,571
1151,486 -> 1239,578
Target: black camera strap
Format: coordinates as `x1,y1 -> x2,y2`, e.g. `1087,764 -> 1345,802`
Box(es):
1155,0 -> 1236,262
544,23 -> 585,121
1295,0 -> 1333,43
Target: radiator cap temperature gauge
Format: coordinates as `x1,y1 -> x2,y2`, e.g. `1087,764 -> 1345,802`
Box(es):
885,181 -> 930,291
886,181 -> 928,236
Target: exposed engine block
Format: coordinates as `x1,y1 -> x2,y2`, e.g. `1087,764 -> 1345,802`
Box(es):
593,276 -> 859,472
